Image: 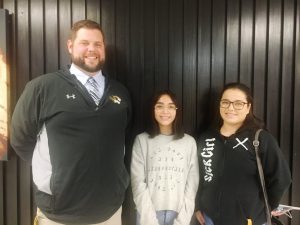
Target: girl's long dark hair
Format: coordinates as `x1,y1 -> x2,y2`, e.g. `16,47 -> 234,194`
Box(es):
146,90 -> 184,140
215,82 -> 264,132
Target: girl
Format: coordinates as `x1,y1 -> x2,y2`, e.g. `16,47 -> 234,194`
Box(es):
131,90 -> 199,225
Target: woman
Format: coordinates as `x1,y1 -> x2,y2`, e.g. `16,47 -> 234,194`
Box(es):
131,90 -> 199,225
195,83 -> 291,225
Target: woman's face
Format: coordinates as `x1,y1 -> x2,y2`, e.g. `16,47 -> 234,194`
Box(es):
220,88 -> 251,127
154,94 -> 177,132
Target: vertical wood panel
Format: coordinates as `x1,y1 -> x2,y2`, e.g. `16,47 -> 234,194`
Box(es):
102,0 -> 116,78
142,0 -> 155,116
280,0 -> 295,223
154,0 -> 169,90
253,0 -> 267,120
5,155 -> 18,225
16,0 -> 30,94
86,0 -> 100,22
30,0 -> 44,78
16,1 -> 32,224
225,0 -> 239,82
169,0 -> 183,104
115,0 -> 130,83
129,0 -> 144,133
197,0 -> 212,131
45,0 -> 58,73
211,0 -> 226,89
292,1 -> 300,224
0,164 -> 4,225
58,1 -> 71,68
266,0 -> 282,137
72,0 -> 86,23
182,0 -> 197,133
239,0 -> 254,86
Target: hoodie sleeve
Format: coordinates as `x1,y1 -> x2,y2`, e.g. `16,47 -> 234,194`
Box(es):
174,137 -> 200,225
10,80 -> 42,162
260,131 -> 292,210
131,135 -> 160,225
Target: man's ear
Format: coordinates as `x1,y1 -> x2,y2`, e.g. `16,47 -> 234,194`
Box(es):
67,39 -> 73,54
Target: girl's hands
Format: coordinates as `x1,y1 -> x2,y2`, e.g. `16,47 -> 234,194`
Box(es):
195,211 -> 205,225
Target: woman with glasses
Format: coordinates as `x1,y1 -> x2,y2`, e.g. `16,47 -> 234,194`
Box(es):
195,83 -> 291,225
131,90 -> 199,225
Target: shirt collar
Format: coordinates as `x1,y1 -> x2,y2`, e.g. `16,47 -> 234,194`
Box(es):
69,63 -> 104,86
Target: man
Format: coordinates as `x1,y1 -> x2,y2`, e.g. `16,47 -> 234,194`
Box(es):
10,20 -> 131,225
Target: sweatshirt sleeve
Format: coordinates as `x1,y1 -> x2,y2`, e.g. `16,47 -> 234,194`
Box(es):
131,135 -> 160,225
10,80 -> 41,162
174,137 -> 200,225
261,131 -> 292,210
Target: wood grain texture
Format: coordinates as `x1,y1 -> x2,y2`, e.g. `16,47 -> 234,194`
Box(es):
1,0 -> 299,224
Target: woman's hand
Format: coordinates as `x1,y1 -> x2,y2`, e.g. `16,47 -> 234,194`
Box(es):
271,209 -> 286,217
195,211 -> 205,225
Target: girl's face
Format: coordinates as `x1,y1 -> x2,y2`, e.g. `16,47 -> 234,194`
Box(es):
154,94 -> 177,133
220,88 -> 251,127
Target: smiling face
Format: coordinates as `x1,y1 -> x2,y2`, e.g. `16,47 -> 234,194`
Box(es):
67,28 -> 105,76
154,94 -> 177,134
220,88 -> 251,128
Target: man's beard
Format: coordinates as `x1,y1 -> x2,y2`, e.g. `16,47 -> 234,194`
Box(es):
71,56 -> 105,73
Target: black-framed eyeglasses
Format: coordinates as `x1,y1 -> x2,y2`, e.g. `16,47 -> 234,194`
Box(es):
220,100 -> 248,110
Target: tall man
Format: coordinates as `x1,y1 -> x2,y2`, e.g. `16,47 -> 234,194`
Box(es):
10,20 -> 131,225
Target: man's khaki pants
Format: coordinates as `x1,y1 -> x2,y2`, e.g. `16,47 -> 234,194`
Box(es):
34,207 -> 122,225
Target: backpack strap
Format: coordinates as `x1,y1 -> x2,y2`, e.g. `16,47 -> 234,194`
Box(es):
253,129 -> 272,225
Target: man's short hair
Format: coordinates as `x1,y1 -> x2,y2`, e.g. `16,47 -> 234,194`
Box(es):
69,19 -> 104,41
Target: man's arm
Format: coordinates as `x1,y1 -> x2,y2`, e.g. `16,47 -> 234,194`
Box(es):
10,80 -> 41,162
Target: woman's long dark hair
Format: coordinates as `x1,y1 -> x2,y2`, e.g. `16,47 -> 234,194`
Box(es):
146,90 -> 184,140
215,82 -> 264,132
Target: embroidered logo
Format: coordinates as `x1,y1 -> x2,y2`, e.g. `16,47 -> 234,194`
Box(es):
109,95 -> 121,104
66,94 -> 76,99
233,137 -> 249,151
201,138 -> 215,182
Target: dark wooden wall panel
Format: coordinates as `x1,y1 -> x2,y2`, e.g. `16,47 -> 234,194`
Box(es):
87,0 -> 100,21
1,0 -> 299,225
16,1 -> 32,225
239,0 -> 254,86
58,0 -> 71,68
0,164 -> 4,225
253,0 -> 267,120
30,0 -> 44,78
169,0 -> 183,102
225,0 -> 239,83
211,0 -> 226,89
45,0 -> 59,73
115,0 -> 130,84
266,0 -> 282,138
292,1 -> 300,224
142,0 -> 154,119
102,0 -> 116,78
279,2 -> 296,224
155,0 -> 169,91
72,0 -> 86,23
183,0 -> 197,134
197,0 -> 212,131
